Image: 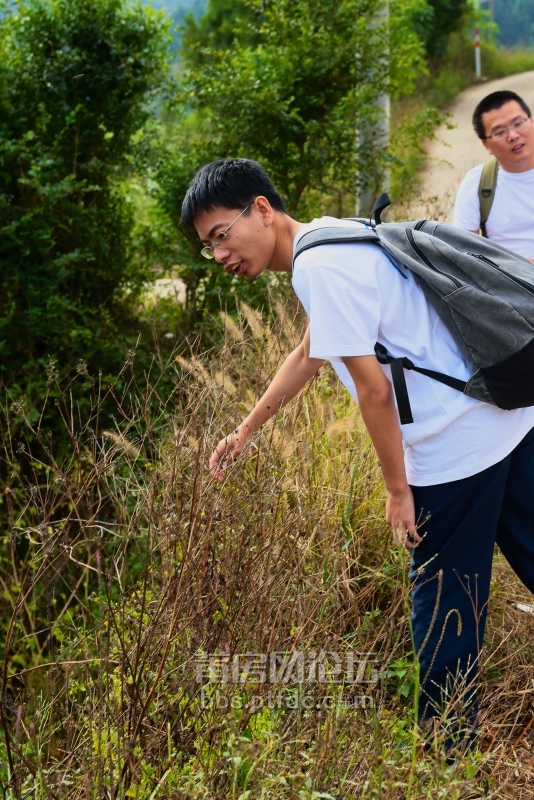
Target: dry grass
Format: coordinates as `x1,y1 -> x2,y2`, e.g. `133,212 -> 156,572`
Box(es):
1,301 -> 533,799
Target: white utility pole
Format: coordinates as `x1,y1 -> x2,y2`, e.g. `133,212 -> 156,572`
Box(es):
475,22 -> 481,79
474,0 -> 493,79
356,0 -> 390,217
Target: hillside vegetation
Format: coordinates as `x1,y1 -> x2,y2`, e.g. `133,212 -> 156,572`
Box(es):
3,305 -> 534,798
495,0 -> 534,47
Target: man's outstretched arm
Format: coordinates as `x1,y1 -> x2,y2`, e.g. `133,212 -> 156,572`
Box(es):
209,326 -> 324,480
342,354 -> 421,549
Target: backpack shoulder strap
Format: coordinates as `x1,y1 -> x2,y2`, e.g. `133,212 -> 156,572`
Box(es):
293,226 -> 378,263
478,156 -> 499,238
293,225 -> 411,279
293,219 -> 471,424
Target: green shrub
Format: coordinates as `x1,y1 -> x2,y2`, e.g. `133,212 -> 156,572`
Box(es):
0,0 -> 170,404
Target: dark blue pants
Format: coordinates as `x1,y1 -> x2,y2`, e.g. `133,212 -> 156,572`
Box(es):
410,425 -> 534,743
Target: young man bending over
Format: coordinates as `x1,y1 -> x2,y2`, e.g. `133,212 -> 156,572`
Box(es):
181,157 -> 534,749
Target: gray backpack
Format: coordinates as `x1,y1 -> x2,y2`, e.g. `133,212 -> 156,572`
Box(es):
293,193 -> 534,425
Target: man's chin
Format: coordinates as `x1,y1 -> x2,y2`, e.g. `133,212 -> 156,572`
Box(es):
244,265 -> 268,280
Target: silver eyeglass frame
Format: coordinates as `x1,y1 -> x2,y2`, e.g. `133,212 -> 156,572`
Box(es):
201,203 -> 253,259
484,116 -> 531,141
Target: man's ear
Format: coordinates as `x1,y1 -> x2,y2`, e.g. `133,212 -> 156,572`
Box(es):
254,196 -> 275,225
481,138 -> 493,156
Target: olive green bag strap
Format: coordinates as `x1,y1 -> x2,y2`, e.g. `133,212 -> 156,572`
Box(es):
478,156 -> 499,238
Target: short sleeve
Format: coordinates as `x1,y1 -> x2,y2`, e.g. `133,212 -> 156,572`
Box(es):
292,246 -> 381,360
452,165 -> 483,231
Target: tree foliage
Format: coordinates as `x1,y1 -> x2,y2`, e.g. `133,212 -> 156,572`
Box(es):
0,0 -> 170,392
414,0 -> 471,59
148,0 -> 207,50
155,0 -> 429,323
179,0 -> 427,215
181,0 -> 259,62
495,0 -> 534,47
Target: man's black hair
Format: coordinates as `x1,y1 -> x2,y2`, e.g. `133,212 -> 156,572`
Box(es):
180,158 -> 286,228
472,90 -> 532,139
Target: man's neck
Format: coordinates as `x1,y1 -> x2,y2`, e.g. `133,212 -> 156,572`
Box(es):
497,153 -> 534,174
269,214 -> 306,273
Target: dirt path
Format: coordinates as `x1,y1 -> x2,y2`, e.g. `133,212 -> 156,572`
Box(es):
414,71 -> 534,221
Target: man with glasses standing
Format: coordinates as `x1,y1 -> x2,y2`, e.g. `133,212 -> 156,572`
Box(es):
453,90 -> 534,262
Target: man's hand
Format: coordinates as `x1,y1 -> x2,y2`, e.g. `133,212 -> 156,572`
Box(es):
386,486 -> 421,549
209,425 -> 252,482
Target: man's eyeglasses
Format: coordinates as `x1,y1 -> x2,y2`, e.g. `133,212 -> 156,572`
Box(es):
485,116 -> 532,141
201,204 -> 252,259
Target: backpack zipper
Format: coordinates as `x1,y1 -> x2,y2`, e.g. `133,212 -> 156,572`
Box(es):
468,252 -> 534,297
406,228 -> 463,288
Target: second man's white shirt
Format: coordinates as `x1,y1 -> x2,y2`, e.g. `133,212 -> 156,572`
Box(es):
453,163 -> 534,260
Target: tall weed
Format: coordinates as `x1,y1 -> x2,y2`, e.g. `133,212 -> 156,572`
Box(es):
1,304 -> 533,798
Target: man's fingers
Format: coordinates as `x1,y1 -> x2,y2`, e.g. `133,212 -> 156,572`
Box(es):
392,524 -> 421,549
403,531 -> 420,549
208,437 -> 243,481
209,450 -> 232,472
210,448 -> 230,466
208,459 -> 230,483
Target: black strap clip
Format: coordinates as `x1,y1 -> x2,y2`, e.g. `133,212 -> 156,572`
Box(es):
374,343 -> 414,424
374,343 -> 468,426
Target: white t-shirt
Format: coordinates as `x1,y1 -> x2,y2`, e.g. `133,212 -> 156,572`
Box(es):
452,163 -> 534,260
292,217 -> 534,487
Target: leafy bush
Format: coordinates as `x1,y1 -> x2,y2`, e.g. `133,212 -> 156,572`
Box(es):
154,0 -> 431,322
414,0 -> 471,59
180,0 -> 426,215
0,0 -> 170,404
